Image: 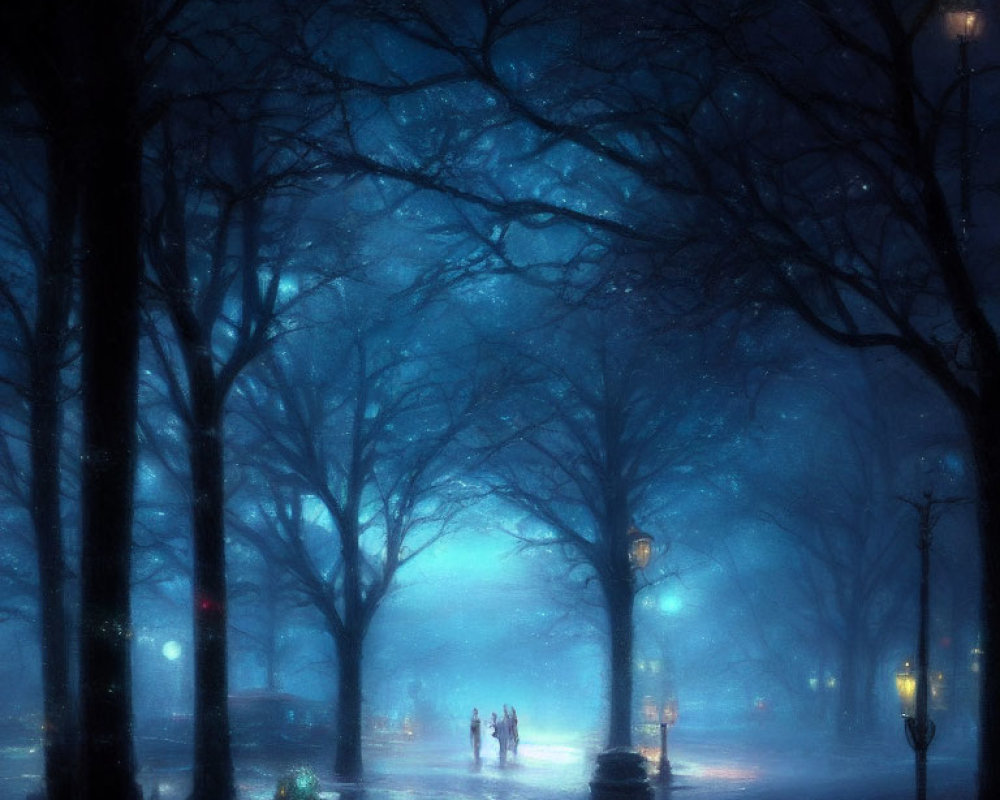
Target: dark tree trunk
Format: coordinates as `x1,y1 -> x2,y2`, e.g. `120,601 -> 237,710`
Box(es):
837,626 -> 859,741
862,650 -> 879,737
335,633 -> 364,780
189,366 -> 235,800
605,579 -> 635,749
972,395 -> 1000,800
76,3 -> 143,799
31,130 -> 77,800
264,560 -> 280,692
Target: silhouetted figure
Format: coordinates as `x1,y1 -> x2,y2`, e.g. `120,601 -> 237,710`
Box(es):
497,707 -> 512,764
470,708 -> 482,762
510,706 -> 519,755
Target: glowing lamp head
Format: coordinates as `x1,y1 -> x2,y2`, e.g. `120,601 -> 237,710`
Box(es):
943,3 -> 984,40
161,640 -> 182,661
896,660 -> 916,717
662,697 -> 679,726
627,524 -> 654,570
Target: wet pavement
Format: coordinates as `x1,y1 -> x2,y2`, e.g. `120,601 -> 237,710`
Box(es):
153,733 -> 976,800
3,732 -> 978,799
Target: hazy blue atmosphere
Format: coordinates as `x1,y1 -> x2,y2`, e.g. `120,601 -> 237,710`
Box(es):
0,2 -> 996,799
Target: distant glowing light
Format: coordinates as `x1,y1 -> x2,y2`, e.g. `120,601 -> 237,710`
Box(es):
162,640 -> 182,661
659,594 -> 683,615
692,763 -> 761,782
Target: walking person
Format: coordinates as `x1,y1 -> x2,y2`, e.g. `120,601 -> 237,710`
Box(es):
510,706 -> 519,756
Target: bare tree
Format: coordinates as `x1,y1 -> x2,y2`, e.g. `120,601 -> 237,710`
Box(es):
660,5 -> 1000,792
478,305 -> 739,748
230,282 -> 484,779
143,60 -> 334,794
334,4 -> 1000,790
0,104 -> 79,800
758,362 -> 923,739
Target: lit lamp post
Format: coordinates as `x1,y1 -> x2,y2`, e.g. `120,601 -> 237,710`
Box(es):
896,660 -> 917,719
659,697 -> 678,782
942,2 -> 984,237
628,524 -> 654,571
899,493 -> 941,800
590,522 -> 656,800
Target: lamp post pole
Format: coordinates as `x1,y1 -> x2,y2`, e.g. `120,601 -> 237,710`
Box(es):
942,3 -> 983,238
899,489 -> 966,800
658,721 -> 670,780
959,33 -> 971,234
904,494 -> 935,800
658,697 -> 677,782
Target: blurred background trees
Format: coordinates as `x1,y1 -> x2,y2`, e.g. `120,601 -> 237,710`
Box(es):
0,0 -> 994,797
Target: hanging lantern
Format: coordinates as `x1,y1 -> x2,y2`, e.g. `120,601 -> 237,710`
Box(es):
942,2 -> 985,40
628,524 -> 654,570
896,660 -> 917,718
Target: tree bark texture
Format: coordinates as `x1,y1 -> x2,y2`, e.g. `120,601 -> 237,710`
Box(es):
76,3 -> 144,799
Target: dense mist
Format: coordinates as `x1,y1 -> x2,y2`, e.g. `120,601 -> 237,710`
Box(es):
0,2 -> 996,799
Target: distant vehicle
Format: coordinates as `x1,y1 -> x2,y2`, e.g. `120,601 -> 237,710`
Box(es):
138,690 -> 334,759
229,689 -> 334,753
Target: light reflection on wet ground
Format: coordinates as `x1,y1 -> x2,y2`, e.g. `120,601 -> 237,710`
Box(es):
2,734 -> 977,799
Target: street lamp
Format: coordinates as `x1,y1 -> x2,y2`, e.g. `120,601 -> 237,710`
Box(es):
942,1 -> 984,40
628,524 -> 654,570
941,2 -> 984,235
591,521 -> 657,800
899,492 -> 947,800
896,660 -> 917,719
658,697 -> 678,782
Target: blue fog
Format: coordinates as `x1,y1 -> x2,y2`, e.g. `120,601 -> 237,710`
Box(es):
0,1 -> 993,799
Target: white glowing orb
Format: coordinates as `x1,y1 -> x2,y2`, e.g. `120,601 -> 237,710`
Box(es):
659,594 -> 683,615
161,640 -> 182,661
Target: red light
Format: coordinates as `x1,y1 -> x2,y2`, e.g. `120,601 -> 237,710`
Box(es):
197,594 -> 221,613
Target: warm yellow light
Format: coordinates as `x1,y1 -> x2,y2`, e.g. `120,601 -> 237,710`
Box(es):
662,697 -> 679,726
896,664 -> 917,717
628,525 -> 654,569
944,7 -> 984,40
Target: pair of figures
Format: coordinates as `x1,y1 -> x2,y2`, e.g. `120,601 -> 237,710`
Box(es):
470,705 -> 518,764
